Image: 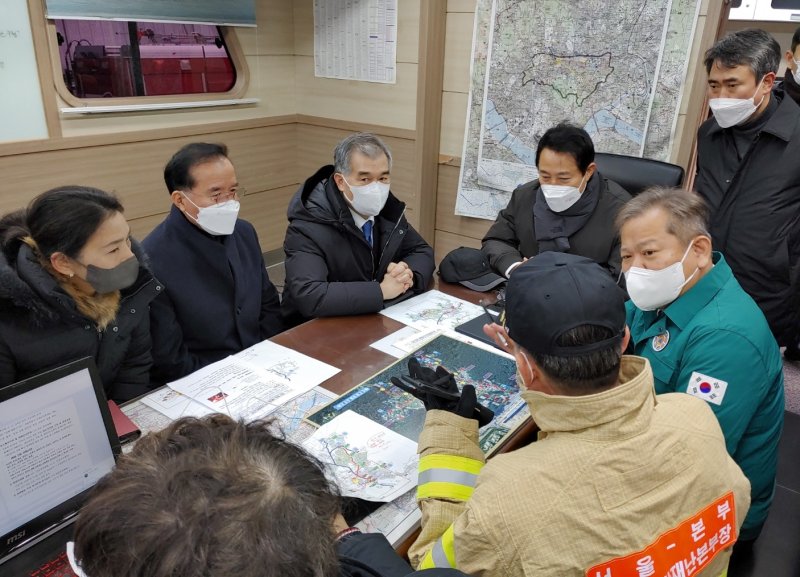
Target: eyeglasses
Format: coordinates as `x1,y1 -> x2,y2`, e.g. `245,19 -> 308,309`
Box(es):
209,187 -> 244,204
185,187 -> 245,205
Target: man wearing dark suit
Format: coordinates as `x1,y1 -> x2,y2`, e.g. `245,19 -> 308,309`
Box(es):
143,143 -> 282,383
282,133 -> 435,328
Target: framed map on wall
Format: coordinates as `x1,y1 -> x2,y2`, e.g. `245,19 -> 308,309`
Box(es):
456,0 -> 702,219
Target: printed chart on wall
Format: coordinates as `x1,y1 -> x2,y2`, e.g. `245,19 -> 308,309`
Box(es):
456,0 -> 701,219
306,334 -> 529,456
313,0 -> 397,83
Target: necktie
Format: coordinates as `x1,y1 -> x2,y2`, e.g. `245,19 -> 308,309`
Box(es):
362,220 -> 373,247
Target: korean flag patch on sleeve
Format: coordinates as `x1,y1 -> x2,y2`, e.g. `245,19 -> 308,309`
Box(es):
687,372 -> 728,406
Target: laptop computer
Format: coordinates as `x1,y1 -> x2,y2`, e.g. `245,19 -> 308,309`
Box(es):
0,358 -> 121,577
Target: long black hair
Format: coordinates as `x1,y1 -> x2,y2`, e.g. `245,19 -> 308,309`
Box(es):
0,185 -> 124,261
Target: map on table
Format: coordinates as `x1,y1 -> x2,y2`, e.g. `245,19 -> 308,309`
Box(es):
306,334 -> 529,456
356,487 -> 420,546
379,290 -> 485,332
303,411 -> 418,502
269,387 -> 337,444
235,339 -> 340,386
456,0 -> 701,219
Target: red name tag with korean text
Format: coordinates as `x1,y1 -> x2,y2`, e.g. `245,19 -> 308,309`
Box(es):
586,491 -> 737,577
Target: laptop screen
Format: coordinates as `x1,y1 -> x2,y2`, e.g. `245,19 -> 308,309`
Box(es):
0,358 -> 120,559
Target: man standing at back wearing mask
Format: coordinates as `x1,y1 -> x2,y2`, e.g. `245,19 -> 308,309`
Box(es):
695,28 -> 800,359
619,187 -> 784,547
281,133 -> 435,327
143,143 -> 283,383
481,122 -> 631,280
775,26 -> 800,106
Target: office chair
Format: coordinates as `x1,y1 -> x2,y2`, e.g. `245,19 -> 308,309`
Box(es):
594,152 -> 684,196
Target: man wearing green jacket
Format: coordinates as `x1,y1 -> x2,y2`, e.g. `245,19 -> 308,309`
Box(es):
619,187 -> 784,544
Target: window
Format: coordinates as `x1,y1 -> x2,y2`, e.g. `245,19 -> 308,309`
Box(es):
54,20 -> 237,99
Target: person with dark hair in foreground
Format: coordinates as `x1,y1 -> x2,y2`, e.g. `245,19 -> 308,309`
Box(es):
408,252 -> 750,577
143,142 -> 283,384
0,186 -> 160,401
481,122 -> 631,280
73,414 -> 466,577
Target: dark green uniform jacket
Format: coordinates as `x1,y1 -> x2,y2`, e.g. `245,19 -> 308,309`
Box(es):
626,253 -> 784,540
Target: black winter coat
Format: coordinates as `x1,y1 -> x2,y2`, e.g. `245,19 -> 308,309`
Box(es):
0,240 -> 160,402
696,93 -> 800,346
338,532 -> 466,577
282,165 -> 435,328
481,174 -> 631,278
143,206 -> 283,384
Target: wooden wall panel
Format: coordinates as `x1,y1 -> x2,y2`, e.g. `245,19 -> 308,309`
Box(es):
291,0 -> 421,131
434,230 -> 481,265
439,91 -> 469,158
129,212 -> 169,243
293,57 -> 419,130
447,0 -> 477,12
0,123 -> 300,252
413,0 -> 447,241
443,12 -> 473,94
239,184 -> 297,250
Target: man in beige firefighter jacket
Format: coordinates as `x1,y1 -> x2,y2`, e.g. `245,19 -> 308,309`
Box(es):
408,251 -> 751,577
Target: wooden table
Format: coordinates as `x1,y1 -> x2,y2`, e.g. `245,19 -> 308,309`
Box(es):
273,281 -> 484,395
271,281 -> 537,556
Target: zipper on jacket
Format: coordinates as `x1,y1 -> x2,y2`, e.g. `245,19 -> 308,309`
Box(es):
376,208 -> 406,277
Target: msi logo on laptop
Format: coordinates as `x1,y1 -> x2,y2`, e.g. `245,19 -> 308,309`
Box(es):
6,530 -> 25,546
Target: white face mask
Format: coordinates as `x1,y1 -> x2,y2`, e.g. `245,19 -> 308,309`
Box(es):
515,353 -> 534,390
624,243 -> 698,311
182,193 -> 240,236
708,77 -> 765,129
793,59 -> 800,78
341,176 -> 390,217
540,173 -> 588,213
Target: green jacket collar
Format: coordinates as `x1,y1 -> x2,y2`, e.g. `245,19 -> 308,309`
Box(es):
662,252 -> 730,330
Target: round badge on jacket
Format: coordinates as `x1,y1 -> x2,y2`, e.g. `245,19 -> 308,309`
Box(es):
651,330 -> 670,352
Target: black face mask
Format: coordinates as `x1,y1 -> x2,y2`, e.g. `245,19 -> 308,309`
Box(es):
80,255 -> 140,294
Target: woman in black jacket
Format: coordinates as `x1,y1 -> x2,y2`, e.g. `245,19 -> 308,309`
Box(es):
0,185 -> 161,401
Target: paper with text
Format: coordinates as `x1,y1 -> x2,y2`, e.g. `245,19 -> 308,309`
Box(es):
235,340 -> 340,387
168,356 -> 317,421
313,0 -> 397,83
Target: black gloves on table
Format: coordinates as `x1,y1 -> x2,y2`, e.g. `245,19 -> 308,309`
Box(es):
391,357 -> 494,427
